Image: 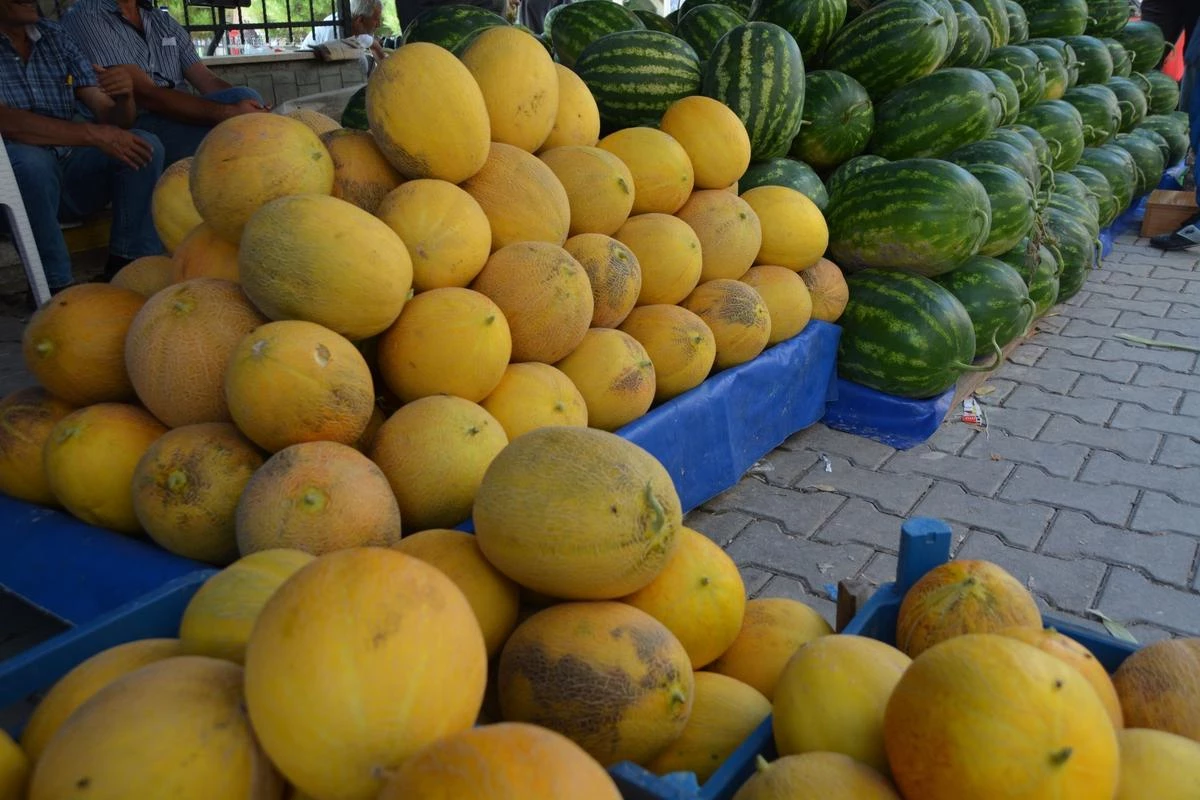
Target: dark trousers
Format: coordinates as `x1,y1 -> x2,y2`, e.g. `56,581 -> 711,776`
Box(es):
1140,0 -> 1200,67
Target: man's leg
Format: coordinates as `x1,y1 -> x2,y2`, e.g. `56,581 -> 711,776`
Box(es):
4,142 -> 75,289
137,87 -> 265,166
1140,0 -> 1188,64
1150,54 -> 1200,251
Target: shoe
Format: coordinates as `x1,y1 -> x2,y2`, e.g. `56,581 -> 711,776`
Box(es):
1150,212 -> 1200,251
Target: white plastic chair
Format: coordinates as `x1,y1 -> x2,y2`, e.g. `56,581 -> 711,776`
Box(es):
0,133 -> 51,307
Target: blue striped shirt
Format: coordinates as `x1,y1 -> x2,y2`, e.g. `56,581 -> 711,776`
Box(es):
0,21 -> 97,120
61,0 -> 200,90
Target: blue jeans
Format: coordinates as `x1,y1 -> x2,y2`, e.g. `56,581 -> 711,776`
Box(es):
135,87 -> 264,166
5,131 -> 165,289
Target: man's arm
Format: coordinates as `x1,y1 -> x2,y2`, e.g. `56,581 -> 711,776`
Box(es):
83,68 -> 137,128
183,61 -> 232,95
111,63 -> 263,125
0,104 -> 153,168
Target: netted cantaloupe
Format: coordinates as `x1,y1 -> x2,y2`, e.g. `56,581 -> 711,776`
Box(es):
245,548 -> 487,800
598,127 -> 694,214
319,128 -> 403,214
132,422 -> 264,564
802,258 -> 850,322
615,213 -> 703,306
460,26 -> 559,153
0,727 -> 28,800
658,95 -> 752,190
377,288 -> 511,403
22,283 -> 144,406
498,602 -> 694,766
236,440 -> 402,555
239,194 -> 413,341
884,634 -> 1120,800
473,426 -> 682,599
0,386 -> 74,506
471,242 -> 593,363
43,403 -> 167,533
224,320 -> 375,453
376,179 -> 491,291
285,107 -> 340,136
462,142 -> 572,250
564,236 -> 642,330
741,186 -> 829,271
171,222 -> 240,283
112,255 -> 174,296
179,549 -> 316,663
675,190 -> 762,282
366,41 -> 491,182
29,656 -> 283,800
1115,728 -> 1200,799
539,62 -> 601,151
618,304 -> 715,402
741,265 -> 813,344
679,279 -> 771,369
733,753 -> 902,800
997,626 -> 1123,730
709,598 -> 833,700
125,278 -> 268,428
369,395 -> 508,532
540,146 -> 635,236
1113,638 -> 1200,740
190,113 -> 334,241
773,635 -> 913,774
480,362 -> 588,440
620,526 -> 745,669
554,328 -> 655,432
394,529 -> 520,658
151,156 -> 202,254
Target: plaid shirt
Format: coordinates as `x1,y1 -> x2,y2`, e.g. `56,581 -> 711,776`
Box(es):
0,21 -> 97,120
61,0 -> 199,90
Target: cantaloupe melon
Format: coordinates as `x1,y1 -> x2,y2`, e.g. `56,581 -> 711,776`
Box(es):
473,426 -> 682,599
615,213 -> 703,306
112,255 -> 174,296
190,113 -> 334,241
22,283 -> 144,405
554,328 -> 655,432
179,549 -> 316,663
538,63 -> 601,151
480,362 -> 588,440
618,304 -> 716,402
675,190 -> 762,282
170,222 -> 240,283
1113,638 -> 1200,740
377,287 -> 511,403
224,319 -> 375,453
394,529 -> 520,658
239,194 -> 413,341
0,728 -> 28,800
245,548 -> 487,800
741,186 -> 829,271
462,142 -> 572,250
658,96 -> 752,190
997,626 -> 1123,730
498,601 -> 694,766
151,156 -> 202,254
319,128 -> 403,214
563,233 -> 641,328
801,258 -> 849,322
708,597 -> 833,700
43,403 -> 167,533
285,107 -> 340,136
1115,728 -> 1200,799
236,440 -> 402,555
366,41 -> 491,182
732,753 -> 901,800
0,386 -> 74,506
680,279 -> 771,369
369,395 -> 508,532
741,265 -> 813,344
540,146 -> 635,236
376,179 -> 492,291
459,26 -> 559,153
125,278 -> 267,428
598,127 -> 694,215
471,242 -> 593,363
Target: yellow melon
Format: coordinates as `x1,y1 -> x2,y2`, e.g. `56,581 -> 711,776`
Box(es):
319,128 -> 403,214
0,386 -> 75,506
997,626 -> 1124,730
462,142 -> 572,250
498,601 -> 694,766
170,222 -> 240,283
618,304 -> 715,402
367,41 -> 491,182
539,62 -> 601,151
0,729 -> 28,800
658,96 -> 752,190
151,156 -> 202,253
615,213 -> 703,305
733,753 -> 902,800
741,265 -> 813,344
801,258 -> 850,322
394,529 -> 521,658
376,179 -> 491,291
190,113 -> 334,241
353,403 -> 386,453
179,549 -> 316,663
1113,638 -> 1200,740
245,548 -> 487,800
540,146 -> 636,236
370,395 -> 508,532
473,426 -> 682,599
22,283 -> 144,406
471,241 -> 593,363
741,186 -> 829,271
554,328 -> 655,432
43,404 -> 166,533
460,26 -> 559,152
598,127 -> 694,214
884,634 -> 1120,800
680,279 -> 771,369
621,526 -> 745,669
708,597 -> 833,700
1115,728 -> 1200,799
285,107 -> 340,136
111,255 -> 174,296
676,189 -> 762,282
480,362 -> 589,440
377,287 -> 511,403
125,278 -> 268,428
563,233 -> 641,328
236,440 -> 402,555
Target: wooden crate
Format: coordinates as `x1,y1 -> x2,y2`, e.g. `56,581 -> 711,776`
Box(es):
1141,189 -> 1198,237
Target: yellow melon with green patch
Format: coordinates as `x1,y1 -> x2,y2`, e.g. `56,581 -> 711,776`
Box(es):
564,233 -> 642,328
171,222 -> 240,283
320,128 -> 403,214
741,186 -> 829,271
658,96 -> 752,190
618,304 -> 715,402
376,179 -> 491,292
555,328 -> 655,432
708,598 -> 833,700
540,146 -> 635,236
151,157 -> 202,254
459,26 -> 559,153
480,362 -> 588,440
801,258 -> 850,322
741,265 -> 813,344
598,127 -> 694,215
539,63 -> 600,151
675,190 -> 762,282
113,255 -> 174,297
0,386 -> 75,506
679,279 -> 771,369
462,142 -> 572,250
615,213 -> 703,306
733,753 -> 901,800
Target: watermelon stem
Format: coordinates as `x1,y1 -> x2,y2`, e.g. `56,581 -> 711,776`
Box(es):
1115,334 -> 1200,353
954,329 -> 1004,373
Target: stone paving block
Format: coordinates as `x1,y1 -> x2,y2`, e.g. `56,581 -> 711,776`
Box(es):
810,497 -> 908,553
858,551 -> 899,587
797,457 -> 933,515
1135,286 -> 1200,306
1064,291 -> 1092,308
1069,375 -> 1183,413
1104,271 -> 1189,292
911,482 -> 1052,549
1156,435 -> 1200,468
1123,624 -> 1178,645
1040,510 -> 1197,586
1004,385 -> 1118,425
1168,302 -> 1200,319
1131,491 -> 1200,538
785,424 -> 896,469
1180,392 -> 1200,418
1095,339 -> 1198,372
1059,319 -> 1153,342
702,479 -> 844,537
1084,293 -> 1171,317
1000,465 -> 1138,525
685,509 -> 756,547
1133,365 -> 1200,393
1008,344 -> 1046,367
957,531 -> 1107,613
925,422 -> 977,455
1088,282 -> 1139,299
1096,567 -> 1200,636
1037,350 -> 1138,383
725,520 -> 875,600
972,378 -> 1018,405
1055,304 -> 1121,325
754,575 -> 837,625
1111,403 -> 1200,437
962,429 -> 1089,478
738,565 -> 773,597
1155,249 -> 1200,268
977,406 -> 1051,439
1027,333 -> 1103,357
1104,256 -> 1155,275
990,363 -> 1078,394
758,449 -> 821,487
881,447 -> 1014,497
1030,314 -> 1069,334
1117,311 -> 1200,337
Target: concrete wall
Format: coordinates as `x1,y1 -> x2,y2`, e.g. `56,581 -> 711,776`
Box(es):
203,54 -> 367,108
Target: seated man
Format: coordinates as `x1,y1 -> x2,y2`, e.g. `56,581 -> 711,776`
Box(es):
61,0 -> 268,165
302,0 -> 385,64
1,0 -> 164,294
1150,16 -> 1200,251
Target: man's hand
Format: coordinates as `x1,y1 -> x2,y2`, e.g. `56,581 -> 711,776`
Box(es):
93,64 -> 134,98
88,125 -> 155,169
222,97 -> 270,119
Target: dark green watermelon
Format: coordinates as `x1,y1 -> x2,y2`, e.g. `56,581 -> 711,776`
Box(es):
1069,164 -> 1118,227
1112,132 -> 1166,198
1016,100 -> 1085,170
674,4 -> 746,58
821,0 -> 949,98
980,68 -> 1021,125
633,9 -> 675,32
1002,123 -> 1052,181
1044,206 -> 1096,300
677,0 -> 753,20
739,158 -> 830,208
1062,84 -> 1122,147
1021,0 -> 1087,38
1130,127 -> 1171,167
945,0 -> 992,68
868,68 -> 1001,159
999,238 -> 1060,315
403,4 -> 509,50
575,30 -> 702,130
1026,37 -> 1081,88
790,70 -> 874,170
1062,35 -> 1114,84
1024,42 -> 1068,100
1137,114 -> 1189,164
825,154 -> 888,199
1116,20 -> 1167,73
965,0 -> 1009,47
749,0 -> 847,62
1004,0 -> 1027,44
935,255 -> 1034,355
985,45 -> 1046,109
931,0 -> 960,62
962,162 -> 1036,256
1047,170 -> 1100,226
1144,70 -> 1182,114
1086,0 -> 1129,38
1104,38 -> 1133,77
951,137 -> 1040,189
1077,144 -> 1136,212
545,0 -> 645,68
1106,76 -> 1148,133
340,85 -> 368,131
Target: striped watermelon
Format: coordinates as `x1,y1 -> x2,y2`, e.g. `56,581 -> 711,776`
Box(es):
1043,206 -> 1096,301
678,0 -> 753,20
1115,21 -> 1167,73
1004,0 -> 1027,43
984,46 -> 1045,109
980,68 -> 1020,125
867,68 -> 1001,160
749,0 -> 847,62
1021,0 -> 1087,39
1062,35 -> 1114,84
930,0 -> 960,62
1144,70 -> 1182,115
965,0 -> 1009,47
1077,145 -> 1136,213
702,22 -> 806,160
546,1 -> 645,67
790,70 -> 873,170
1046,171 -> 1100,227
341,85 -> 368,131
1104,38 -> 1132,77
1130,127 -> 1172,167
1086,0 -> 1129,38
962,163 -> 1036,256
1069,164 -> 1118,227
944,0 -> 991,68
1112,132 -> 1165,198
838,269 -> 999,398
999,238 -> 1059,316
826,158 -> 991,276
821,0 -> 949,98
633,9 -> 675,33
1025,42 -> 1068,100
403,4 -> 509,50
1106,76 -> 1148,132
826,153 -> 888,199
1027,37 -> 1081,88
950,137 -> 1040,189
575,30 -> 702,129
993,125 -> 1047,176
1016,100 -> 1085,170
674,4 -> 745,59
1062,85 -> 1122,147
935,255 -> 1034,355
1137,114 -> 1189,164
739,158 -> 829,208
